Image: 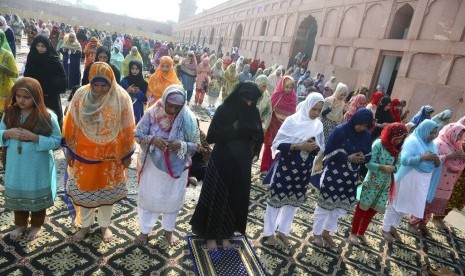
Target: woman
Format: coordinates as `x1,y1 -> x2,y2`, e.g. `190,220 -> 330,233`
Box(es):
60,33 -> 82,89
24,35 -> 66,129
147,56 -> 181,107
49,26 -> 60,50
264,93 -> 324,247
9,14 -> 24,46
122,46 -> 143,77
371,96 -> 393,141
410,105 -> 434,126
321,82 -> 348,143
207,58 -> 224,108
82,46 -> 121,86
421,123 -> 465,228
190,82 -> 264,250
432,109 -> 453,132
0,16 -> 16,57
195,57 -> 212,106
238,64 -> 253,83
222,63 -> 239,102
344,94 -> 366,122
253,68 -> 264,81
0,29 -> 18,117
382,119 -> 440,240
0,77 -> 61,241
180,51 -> 197,103
121,60 -> 148,124
110,43 -> 124,75
389,98 -> 402,122
62,62 -> 136,242
267,68 -> 282,94
350,123 -> 407,245
134,84 -> 199,246
325,76 -> 337,92
255,75 -> 272,132
222,51 -> 232,70
83,36 -> 101,68
365,91 -> 384,117
313,108 -> 373,247
260,76 -> 297,174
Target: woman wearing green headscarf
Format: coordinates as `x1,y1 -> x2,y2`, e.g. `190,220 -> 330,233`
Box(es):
0,29 -> 18,118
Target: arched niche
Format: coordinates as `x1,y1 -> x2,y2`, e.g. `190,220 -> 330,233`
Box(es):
388,4 -> 414,39
233,24 -> 243,48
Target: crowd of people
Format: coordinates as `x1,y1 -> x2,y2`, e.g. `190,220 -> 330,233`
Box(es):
1,13 -> 465,267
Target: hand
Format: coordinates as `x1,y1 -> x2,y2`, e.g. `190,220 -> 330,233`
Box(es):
299,140 -> 319,152
348,152 -> 365,164
167,141 -> 181,152
447,152 -> 462,160
433,155 -> 440,167
152,137 -> 168,151
18,128 -> 38,142
421,152 -> 437,162
4,128 -> 21,140
380,165 -> 396,173
122,157 -> 131,168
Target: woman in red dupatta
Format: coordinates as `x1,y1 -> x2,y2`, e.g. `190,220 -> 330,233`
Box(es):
260,76 -> 296,173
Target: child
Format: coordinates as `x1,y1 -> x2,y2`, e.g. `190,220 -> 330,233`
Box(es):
0,77 -> 62,241
121,60 -> 148,124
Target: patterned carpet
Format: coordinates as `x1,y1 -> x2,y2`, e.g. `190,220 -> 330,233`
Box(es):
1,161 -> 465,275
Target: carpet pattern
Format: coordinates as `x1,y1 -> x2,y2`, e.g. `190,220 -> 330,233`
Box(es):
1,163 -> 465,275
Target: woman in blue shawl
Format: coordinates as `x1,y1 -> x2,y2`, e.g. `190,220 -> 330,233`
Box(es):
134,84 -> 200,246
410,105 -> 434,126
382,119 -> 440,241
312,108 -> 373,247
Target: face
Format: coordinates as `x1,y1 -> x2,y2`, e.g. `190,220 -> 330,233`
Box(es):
392,135 -> 406,146
309,102 -> 323,120
276,69 -> 282,76
91,82 -> 110,97
242,98 -> 253,107
258,83 -> 266,94
283,81 -> 294,94
97,52 -> 109,62
165,102 -> 183,115
357,100 -> 367,109
131,64 -> 140,76
458,130 -> 465,141
337,92 -> 347,100
15,89 -> 35,110
36,42 -> 47,54
428,128 -> 438,141
244,67 -> 250,73
161,63 -> 171,73
383,103 -> 391,111
354,124 -> 369,132
131,49 -> 137,55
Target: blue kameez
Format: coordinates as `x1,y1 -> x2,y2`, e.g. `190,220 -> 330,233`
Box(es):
0,111 -> 62,212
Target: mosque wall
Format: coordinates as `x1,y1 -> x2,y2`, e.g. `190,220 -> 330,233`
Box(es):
174,0 -> 465,120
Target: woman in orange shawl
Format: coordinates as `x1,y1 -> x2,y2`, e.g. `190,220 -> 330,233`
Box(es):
83,36 -> 101,68
147,56 -> 181,106
62,62 -> 135,242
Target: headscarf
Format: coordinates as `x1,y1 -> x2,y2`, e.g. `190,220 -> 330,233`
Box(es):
410,105 -> 434,126
380,122 -> 408,202
180,51 -> 197,76
324,82 -> 348,123
325,76 -> 336,91
0,29 -> 12,52
0,16 -> 8,32
370,91 -> 384,105
344,94 -> 367,122
457,116 -> 465,126
65,62 -> 135,146
147,56 -> 181,105
270,76 -> 297,120
136,84 -> 199,179
390,98 -> 402,122
432,109 -> 453,131
112,37 -> 123,53
61,33 -> 81,52
435,123 -> 465,170
122,46 -> 143,77
375,96 -> 393,124
123,60 -> 148,92
272,92 -> 325,155
224,63 -> 238,83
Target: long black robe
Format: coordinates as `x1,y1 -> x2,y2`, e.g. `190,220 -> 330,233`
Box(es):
190,82 -> 264,240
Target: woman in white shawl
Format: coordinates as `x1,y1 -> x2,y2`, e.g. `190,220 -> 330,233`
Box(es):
263,93 -> 325,246
267,68 -> 283,94
321,82 -> 348,143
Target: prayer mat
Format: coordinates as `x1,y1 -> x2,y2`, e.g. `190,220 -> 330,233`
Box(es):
186,234 -> 268,276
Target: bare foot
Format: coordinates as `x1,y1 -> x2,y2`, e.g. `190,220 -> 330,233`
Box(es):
312,235 -> 325,247
27,227 -> 42,241
73,227 -> 90,242
382,231 -> 393,242
206,239 -> 217,250
222,239 -> 232,250
164,231 -> 178,247
265,235 -> 277,245
348,234 -> 359,245
101,227 -> 113,242
134,233 -> 148,245
276,231 -> 292,247
322,230 -> 336,247
10,226 -> 27,241
389,227 -> 402,241
357,235 -> 369,246
188,177 -> 198,186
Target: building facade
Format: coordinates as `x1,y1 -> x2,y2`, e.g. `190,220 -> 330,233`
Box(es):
173,0 -> 465,120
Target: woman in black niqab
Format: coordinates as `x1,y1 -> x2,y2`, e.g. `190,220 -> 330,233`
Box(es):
190,81 -> 264,250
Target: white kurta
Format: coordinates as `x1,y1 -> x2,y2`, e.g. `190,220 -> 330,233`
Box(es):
391,169 -> 432,218
138,157 -> 188,213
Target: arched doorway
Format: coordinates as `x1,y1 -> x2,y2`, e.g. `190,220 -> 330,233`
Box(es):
388,4 -> 414,39
289,16 -> 317,68
233,24 -> 243,48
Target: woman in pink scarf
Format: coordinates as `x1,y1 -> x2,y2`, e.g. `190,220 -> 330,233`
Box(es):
195,57 -> 212,106
260,76 -> 297,174
344,94 -> 367,122
421,123 -> 465,229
